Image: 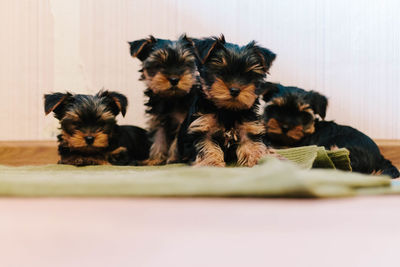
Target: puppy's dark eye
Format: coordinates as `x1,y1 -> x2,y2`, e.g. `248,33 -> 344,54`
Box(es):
300,112 -> 313,125
145,68 -> 157,76
64,120 -> 80,128
74,121 -> 83,128
265,106 -> 279,117
96,121 -> 106,128
212,58 -> 225,65
145,64 -> 162,76
184,62 -> 195,70
246,64 -> 265,76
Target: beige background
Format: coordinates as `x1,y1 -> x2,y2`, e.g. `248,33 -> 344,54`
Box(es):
0,0 -> 399,141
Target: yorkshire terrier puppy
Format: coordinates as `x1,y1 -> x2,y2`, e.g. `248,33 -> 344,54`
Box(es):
178,35 -> 276,167
262,82 -> 399,178
44,90 -> 150,166
129,34 -> 201,165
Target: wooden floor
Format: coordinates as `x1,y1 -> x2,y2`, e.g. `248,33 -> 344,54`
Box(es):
375,140 -> 400,169
0,140 -> 399,168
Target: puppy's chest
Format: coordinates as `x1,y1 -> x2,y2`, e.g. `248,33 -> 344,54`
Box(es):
219,128 -> 241,148
166,110 -> 187,126
195,112 -> 264,148
210,119 -> 246,148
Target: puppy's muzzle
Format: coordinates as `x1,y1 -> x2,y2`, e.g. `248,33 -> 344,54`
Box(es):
281,125 -> 289,133
229,87 -> 240,97
168,77 -> 180,86
85,136 -> 95,145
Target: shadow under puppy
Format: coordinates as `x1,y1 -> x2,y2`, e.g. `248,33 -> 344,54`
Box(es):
45,90 -> 150,166
178,35 -> 276,167
262,82 -> 399,178
129,34 -> 201,165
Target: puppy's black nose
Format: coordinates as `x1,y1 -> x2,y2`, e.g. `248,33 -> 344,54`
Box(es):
281,125 -> 289,133
168,77 -> 180,86
229,87 -> 240,97
85,136 -> 94,145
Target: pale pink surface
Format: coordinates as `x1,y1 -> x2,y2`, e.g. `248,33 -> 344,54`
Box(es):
0,197 -> 399,267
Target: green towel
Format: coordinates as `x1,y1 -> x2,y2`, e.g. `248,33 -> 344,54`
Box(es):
0,146 -> 393,198
272,145 -> 352,170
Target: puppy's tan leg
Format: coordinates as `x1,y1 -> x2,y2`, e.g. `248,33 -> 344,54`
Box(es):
188,113 -> 225,167
193,138 -> 225,167
166,112 -> 185,164
144,127 -> 168,166
166,137 -> 180,164
236,140 -> 267,167
236,121 -> 267,167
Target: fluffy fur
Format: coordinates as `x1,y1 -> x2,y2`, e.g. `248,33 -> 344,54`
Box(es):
129,34 -> 201,165
178,35 -> 276,167
262,82 -> 399,178
44,90 -> 150,166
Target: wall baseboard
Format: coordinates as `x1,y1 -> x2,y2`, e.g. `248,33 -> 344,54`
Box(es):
0,141 -> 58,166
0,140 -> 399,168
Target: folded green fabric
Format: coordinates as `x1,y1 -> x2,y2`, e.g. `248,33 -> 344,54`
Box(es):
266,145 -> 352,171
0,145 -> 392,198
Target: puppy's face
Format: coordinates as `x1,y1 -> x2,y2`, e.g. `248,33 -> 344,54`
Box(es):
129,35 -> 198,96
195,35 -> 276,110
263,89 -> 327,145
45,91 -> 127,152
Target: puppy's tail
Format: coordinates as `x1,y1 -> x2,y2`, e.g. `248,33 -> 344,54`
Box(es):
378,158 -> 400,178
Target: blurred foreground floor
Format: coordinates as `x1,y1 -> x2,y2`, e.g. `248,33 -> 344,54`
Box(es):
0,197 -> 399,267
1,141 -> 399,266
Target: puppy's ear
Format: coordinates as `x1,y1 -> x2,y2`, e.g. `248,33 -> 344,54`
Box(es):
304,91 -> 328,119
194,34 -> 225,64
179,33 -> 195,48
97,91 -> 128,117
128,35 -> 157,61
257,82 -> 280,100
255,46 -> 276,73
44,93 -> 72,119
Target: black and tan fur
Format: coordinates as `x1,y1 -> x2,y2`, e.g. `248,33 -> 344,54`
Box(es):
178,35 -> 276,167
129,34 -> 201,165
262,82 -> 399,178
44,90 -> 150,166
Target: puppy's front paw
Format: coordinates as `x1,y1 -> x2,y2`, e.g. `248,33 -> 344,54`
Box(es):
140,158 -> 167,166
166,157 -> 180,164
237,142 -> 267,167
193,158 -> 226,167
108,147 -> 130,165
193,139 -> 225,167
59,156 -> 108,166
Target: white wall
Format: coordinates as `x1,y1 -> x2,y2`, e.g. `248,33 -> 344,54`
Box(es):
0,0 -> 399,140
